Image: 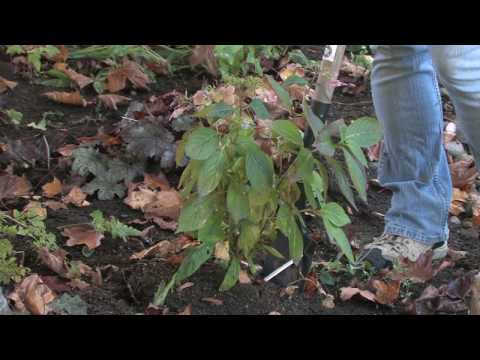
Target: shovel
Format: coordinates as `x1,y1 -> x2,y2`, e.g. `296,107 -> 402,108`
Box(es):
263,45 -> 347,285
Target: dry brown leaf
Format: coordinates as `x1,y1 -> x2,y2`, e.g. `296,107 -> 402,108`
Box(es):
124,184 -> 157,211
52,45 -> 69,63
144,190 -> 182,221
98,94 -> 131,110
449,160 -> 478,189
149,216 -> 177,231
37,247 -> 70,277
130,240 -> 174,260
201,297 -> 223,306
339,287 -> 376,302
190,45 -> 219,77
447,248 -> 468,262
7,274 -> 56,315
279,63 -> 305,81
40,275 -> 71,293
42,177 -> 63,198
54,62 -> 93,89
62,224 -> 104,250
321,294 -> 336,309
106,59 -> 150,93
304,272 -> 321,298
0,174 -> 32,201
450,201 -> 466,216
144,173 -> 171,191
372,279 -> 400,305
172,234 -> 196,251
67,278 -> 90,290
214,241 -> 230,261
57,144 -> 79,157
0,75 -> 18,94
63,186 -> 88,207
178,304 -> 192,315
44,200 -> 68,211
44,91 -> 88,107
106,67 -> 127,93
470,272 -> 480,315
23,201 -> 47,219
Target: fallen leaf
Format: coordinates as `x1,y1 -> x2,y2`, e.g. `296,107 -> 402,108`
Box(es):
62,224 -> 104,250
339,287 -> 376,302
98,94 -> 131,110
280,285 -> 298,299
239,270 -> 252,284
0,75 -> 18,94
470,272 -> 480,315
52,45 -> 69,63
144,173 -> 171,191
192,90 -> 209,107
130,240 -> 174,260
172,234 -> 196,251
447,248 -> 468,262
149,216 -> 177,231
44,200 -> 68,211
40,276 -> 71,293
44,91 -> 88,107
190,45 -> 219,77
0,174 -> 32,200
67,278 -> 90,290
54,62 -> 93,89
201,297 -> 223,306
56,144 -> 78,157
372,279 -> 400,305
7,274 -> 56,315
124,184 -> 157,211
42,177 -> 63,198
23,201 -> 47,219
63,186 -> 88,207
304,272 -> 320,298
144,189 -> 182,220
214,241 -> 230,261
396,251 -> 435,283
178,304 -> 192,315
321,294 -> 336,309
37,247 -> 70,277
177,282 -> 194,292
147,96 -> 168,115
449,160 -> 478,189
106,59 -> 150,93
165,253 -> 185,266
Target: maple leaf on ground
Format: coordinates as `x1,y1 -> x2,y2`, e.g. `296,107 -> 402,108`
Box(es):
63,186 -> 89,207
144,190 -> 182,221
23,201 -> 47,219
62,224 -> 105,250
0,75 -> 18,94
121,122 -> 175,160
124,184 -> 157,211
44,91 -> 88,107
44,200 -> 68,211
57,144 -> 79,157
371,279 -> 400,305
51,45 -> 69,63
144,173 -> 171,191
42,177 -> 63,198
53,62 -> 93,89
0,174 -> 32,201
148,216 -> 177,231
106,59 -> 150,93
98,94 -> 131,110
40,276 -> 72,293
7,274 -> 56,315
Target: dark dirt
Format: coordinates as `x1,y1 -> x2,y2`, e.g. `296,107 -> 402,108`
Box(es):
1,56 -> 478,316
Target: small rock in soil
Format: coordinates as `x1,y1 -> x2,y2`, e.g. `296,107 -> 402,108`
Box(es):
450,216 -> 461,225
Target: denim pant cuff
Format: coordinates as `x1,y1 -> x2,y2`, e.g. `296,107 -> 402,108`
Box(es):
384,223 -> 449,245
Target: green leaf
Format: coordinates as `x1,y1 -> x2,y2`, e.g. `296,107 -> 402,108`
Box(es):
177,194 -> 216,233
344,117 -> 382,148
153,275 -> 176,307
343,148 -> 367,202
249,98 -> 271,119
198,216 -> 224,245
238,221 -> 261,257
323,220 -> 355,263
327,158 -> 357,211
345,141 -> 367,167
197,151 -> 226,196
297,147 -> 315,179
271,120 -> 303,147
267,75 -> 292,108
179,160 -> 201,197
305,171 -> 325,205
302,99 -> 324,137
219,257 -> 240,292
185,127 -> 220,160
283,75 -> 308,87
262,244 -> 285,259
245,148 -> 274,190
209,102 -> 235,119
321,202 -> 351,227
82,176 -> 126,200
276,204 -> 303,264
227,181 -> 250,224
175,243 -> 214,283
5,109 -> 23,125
108,218 -> 142,241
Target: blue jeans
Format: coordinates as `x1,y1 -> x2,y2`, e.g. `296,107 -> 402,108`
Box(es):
371,45 -> 480,245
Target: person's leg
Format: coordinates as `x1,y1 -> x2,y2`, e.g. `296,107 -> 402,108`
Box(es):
430,46 -> 480,165
363,45 -> 451,267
